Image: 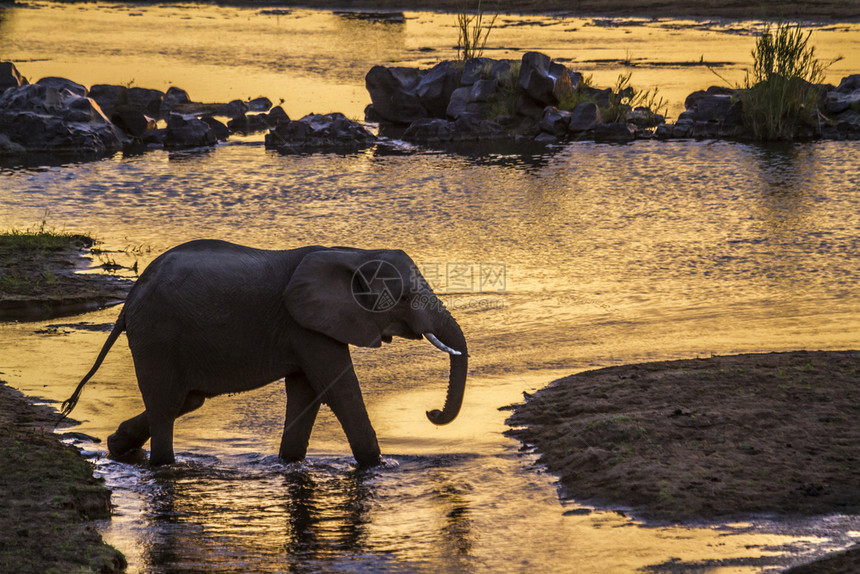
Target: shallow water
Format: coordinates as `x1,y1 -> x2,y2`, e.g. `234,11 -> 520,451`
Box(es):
1,3 -> 860,572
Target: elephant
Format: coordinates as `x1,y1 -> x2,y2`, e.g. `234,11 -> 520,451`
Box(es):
61,239 -> 468,467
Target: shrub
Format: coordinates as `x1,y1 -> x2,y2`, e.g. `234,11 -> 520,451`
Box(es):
740,22 -> 841,140
456,1 -> 497,61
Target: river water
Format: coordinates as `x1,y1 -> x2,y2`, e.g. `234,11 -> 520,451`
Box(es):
1,3 -> 860,572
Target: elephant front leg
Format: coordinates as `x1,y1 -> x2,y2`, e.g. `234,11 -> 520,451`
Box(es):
279,374 -> 322,463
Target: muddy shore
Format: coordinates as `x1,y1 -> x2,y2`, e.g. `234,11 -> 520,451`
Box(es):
506,350 -> 860,572
0,380 -> 126,572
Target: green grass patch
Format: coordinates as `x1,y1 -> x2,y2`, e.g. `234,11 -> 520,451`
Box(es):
737,21 -> 842,140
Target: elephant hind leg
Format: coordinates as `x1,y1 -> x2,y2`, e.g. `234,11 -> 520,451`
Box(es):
108,392 -> 207,463
279,374 -> 321,463
108,411 -> 151,457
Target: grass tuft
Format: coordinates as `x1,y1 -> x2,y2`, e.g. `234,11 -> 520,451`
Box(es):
739,21 -> 841,140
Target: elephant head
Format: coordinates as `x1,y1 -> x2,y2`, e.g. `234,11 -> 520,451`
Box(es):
283,248 -> 468,425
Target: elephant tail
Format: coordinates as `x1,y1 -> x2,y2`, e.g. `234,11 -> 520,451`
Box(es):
58,310 -> 127,423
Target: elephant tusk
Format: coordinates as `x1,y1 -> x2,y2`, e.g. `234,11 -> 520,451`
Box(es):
424,333 -> 462,356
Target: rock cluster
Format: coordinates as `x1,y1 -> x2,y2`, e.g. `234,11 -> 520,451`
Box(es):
0,62 -> 375,160
365,51 -> 664,145
658,75 -> 860,141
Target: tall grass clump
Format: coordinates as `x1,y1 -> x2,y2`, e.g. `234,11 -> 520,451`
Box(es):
456,1 -> 497,61
740,21 -> 841,140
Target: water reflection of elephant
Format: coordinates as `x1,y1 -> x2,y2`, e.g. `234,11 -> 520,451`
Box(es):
62,240 -> 468,467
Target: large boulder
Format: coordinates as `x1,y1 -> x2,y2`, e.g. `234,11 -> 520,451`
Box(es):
0,62 -> 28,94
518,52 -> 573,106
568,102 -> 600,132
416,61 -> 461,118
265,112 -> 376,152
0,83 -> 126,157
36,77 -> 87,97
127,87 -> 164,117
365,65 -> 426,124
88,84 -> 128,117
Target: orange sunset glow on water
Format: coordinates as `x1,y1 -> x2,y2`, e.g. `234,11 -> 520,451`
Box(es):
1,3 -> 859,572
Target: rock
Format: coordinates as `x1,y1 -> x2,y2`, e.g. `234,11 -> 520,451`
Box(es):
593,122 -> 636,143
515,93 -> 545,119
403,117 -> 455,143
201,116 -> 230,141
550,62 -> 575,102
691,94 -> 734,121
446,86 -> 483,120
825,81 -> 860,115
0,83 -> 126,157
88,84 -> 128,117
165,113 -> 217,149
161,86 -> 190,114
127,87 -> 164,117
0,62 -> 28,93
216,99 -> 248,119
0,133 -> 25,156
267,106 -> 289,125
835,74 -> 860,93
415,60 -> 460,118
248,97 -> 272,112
461,57 -> 491,86
518,52 -> 555,105
627,106 -> 664,128
450,115 -> 504,142
265,112 -> 376,152
672,118 -> 694,138
534,132 -> 558,144
110,105 -> 156,138
227,113 -> 271,134
568,102 -> 600,132
488,60 -> 514,87
517,52 -> 573,106
654,123 -> 674,139
470,78 -> 498,102
583,86 -> 612,108
365,65 -> 426,124
539,106 -> 571,137
36,77 -> 87,97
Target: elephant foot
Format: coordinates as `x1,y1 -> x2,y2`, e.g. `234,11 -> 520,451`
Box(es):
108,445 -> 149,465
107,430 -> 148,459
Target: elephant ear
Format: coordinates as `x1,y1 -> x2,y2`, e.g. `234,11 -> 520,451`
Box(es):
284,249 -> 405,348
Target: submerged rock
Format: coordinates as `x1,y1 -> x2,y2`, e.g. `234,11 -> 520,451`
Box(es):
265,112 -> 376,153
165,113 -> 217,149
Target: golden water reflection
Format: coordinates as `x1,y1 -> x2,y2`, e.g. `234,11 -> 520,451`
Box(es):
1,3 -> 858,119
0,3 -> 859,572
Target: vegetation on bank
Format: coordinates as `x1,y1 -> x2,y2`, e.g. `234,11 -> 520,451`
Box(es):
0,221 -> 133,320
732,21 -> 842,140
0,380 -> 126,573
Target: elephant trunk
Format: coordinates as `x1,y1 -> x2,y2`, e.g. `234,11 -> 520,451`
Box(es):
424,310 -> 468,426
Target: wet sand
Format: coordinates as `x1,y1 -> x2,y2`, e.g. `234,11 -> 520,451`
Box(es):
505,351 -> 860,571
